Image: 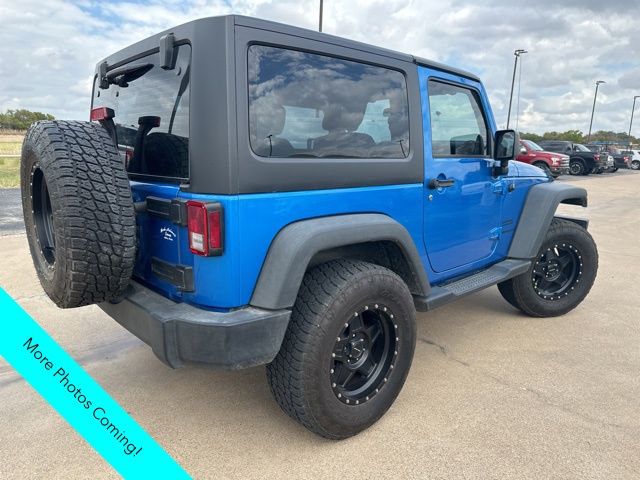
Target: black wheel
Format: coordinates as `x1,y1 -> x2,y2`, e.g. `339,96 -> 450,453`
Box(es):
569,160 -> 585,175
21,121 -> 136,308
267,259 -> 416,439
498,219 -> 598,317
631,160 -> 639,170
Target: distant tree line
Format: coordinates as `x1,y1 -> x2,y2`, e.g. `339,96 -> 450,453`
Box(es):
520,129 -> 639,145
0,109 -> 55,130
1,108 -> 637,146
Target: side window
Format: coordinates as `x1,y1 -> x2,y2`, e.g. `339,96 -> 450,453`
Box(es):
356,99 -> 391,143
280,106 -> 326,149
248,45 -> 410,159
427,80 -> 489,157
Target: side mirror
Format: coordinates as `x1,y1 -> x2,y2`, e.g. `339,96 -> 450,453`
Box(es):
494,129 -> 517,176
519,146 -> 527,154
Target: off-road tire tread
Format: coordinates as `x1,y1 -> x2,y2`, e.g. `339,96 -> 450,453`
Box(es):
497,218 -> 597,317
21,120 -> 136,308
266,259 -> 411,439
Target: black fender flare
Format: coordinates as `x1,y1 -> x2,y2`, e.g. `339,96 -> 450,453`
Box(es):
508,182 -> 588,259
250,214 -> 430,310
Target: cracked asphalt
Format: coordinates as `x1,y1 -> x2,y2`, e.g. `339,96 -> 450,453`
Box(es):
1,171 -> 639,479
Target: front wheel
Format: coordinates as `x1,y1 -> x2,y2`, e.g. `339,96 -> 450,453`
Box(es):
569,160 -> 585,175
498,219 -> 598,317
534,162 -> 553,177
267,259 -> 416,439
631,160 -> 640,170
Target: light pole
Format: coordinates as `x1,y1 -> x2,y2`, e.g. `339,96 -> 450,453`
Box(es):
628,95 -> 640,145
507,49 -> 527,129
319,0 -> 323,32
587,80 -> 605,143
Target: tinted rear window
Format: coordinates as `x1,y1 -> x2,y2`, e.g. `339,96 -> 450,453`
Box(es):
92,45 -> 191,180
248,45 -> 409,159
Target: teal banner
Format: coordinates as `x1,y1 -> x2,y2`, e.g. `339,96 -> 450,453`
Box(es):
0,288 -> 190,479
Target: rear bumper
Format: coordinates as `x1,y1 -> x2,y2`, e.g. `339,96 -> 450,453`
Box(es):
99,282 -> 291,369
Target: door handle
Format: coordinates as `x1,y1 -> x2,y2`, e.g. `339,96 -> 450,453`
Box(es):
428,178 -> 455,189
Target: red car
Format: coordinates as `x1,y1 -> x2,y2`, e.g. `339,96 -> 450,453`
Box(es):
517,139 -> 570,177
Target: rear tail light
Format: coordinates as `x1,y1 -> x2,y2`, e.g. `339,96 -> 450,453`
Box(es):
186,201 -> 224,256
90,106 -> 115,122
594,154 -> 600,161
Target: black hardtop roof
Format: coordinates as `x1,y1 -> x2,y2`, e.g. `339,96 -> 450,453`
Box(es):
97,14 -> 480,82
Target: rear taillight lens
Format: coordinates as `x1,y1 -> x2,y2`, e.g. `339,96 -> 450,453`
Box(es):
186,201 -> 223,256
208,210 -> 222,250
90,106 -> 115,122
594,154 -> 600,161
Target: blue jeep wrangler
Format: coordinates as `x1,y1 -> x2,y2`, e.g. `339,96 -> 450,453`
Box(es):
20,16 -> 597,439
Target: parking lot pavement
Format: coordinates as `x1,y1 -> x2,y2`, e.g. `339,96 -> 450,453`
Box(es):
0,188 -> 24,236
1,171 -> 639,479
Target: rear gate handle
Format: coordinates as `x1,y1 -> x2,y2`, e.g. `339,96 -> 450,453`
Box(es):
428,178 -> 455,189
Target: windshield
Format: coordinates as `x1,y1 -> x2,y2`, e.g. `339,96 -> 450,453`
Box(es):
574,144 -> 590,152
92,45 -> 191,180
522,139 -> 543,151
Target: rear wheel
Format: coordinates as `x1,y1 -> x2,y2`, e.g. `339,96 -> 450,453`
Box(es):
498,219 -> 597,317
631,160 -> 640,170
267,259 -> 416,439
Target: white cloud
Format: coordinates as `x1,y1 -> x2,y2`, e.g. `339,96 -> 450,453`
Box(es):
1,0 -> 639,134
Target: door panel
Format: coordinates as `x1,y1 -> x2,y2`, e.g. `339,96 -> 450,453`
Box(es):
420,71 -> 503,273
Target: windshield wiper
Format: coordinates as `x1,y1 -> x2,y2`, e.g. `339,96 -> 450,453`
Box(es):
100,63 -> 153,89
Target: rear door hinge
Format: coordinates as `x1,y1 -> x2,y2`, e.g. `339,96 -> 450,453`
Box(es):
144,196 -> 188,226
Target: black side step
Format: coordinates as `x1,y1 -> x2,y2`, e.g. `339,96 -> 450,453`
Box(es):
414,259 -> 531,311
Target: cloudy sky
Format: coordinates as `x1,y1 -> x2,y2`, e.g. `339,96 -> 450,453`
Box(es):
1,0 -> 639,134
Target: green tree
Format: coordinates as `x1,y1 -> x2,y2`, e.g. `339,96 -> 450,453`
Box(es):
0,109 -> 55,130
588,130 -> 637,144
541,130 -> 584,143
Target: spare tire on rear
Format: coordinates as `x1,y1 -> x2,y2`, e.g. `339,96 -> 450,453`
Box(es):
20,121 -> 136,308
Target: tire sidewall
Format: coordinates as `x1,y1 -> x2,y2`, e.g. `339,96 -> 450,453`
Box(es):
303,270 -> 416,438
513,221 -> 598,317
20,137 -> 67,303
569,160 -> 584,175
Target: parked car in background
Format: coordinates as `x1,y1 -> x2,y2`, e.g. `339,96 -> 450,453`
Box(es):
516,139 -> 569,177
538,140 -> 605,175
621,150 -> 640,170
586,144 -> 629,172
